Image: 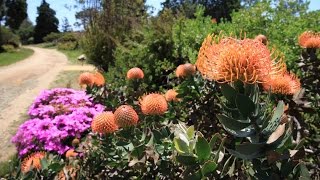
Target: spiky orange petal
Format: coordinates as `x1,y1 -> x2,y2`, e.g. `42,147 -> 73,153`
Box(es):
127,67 -> 144,80
21,151 -> 46,173
165,89 -> 180,102
65,149 -> 78,158
176,63 -> 196,78
114,105 -> 139,127
262,72 -> 301,95
93,72 -> 105,86
139,93 -> 168,115
299,31 -> 320,49
78,72 -> 94,86
91,112 -> 118,134
196,34 -> 285,84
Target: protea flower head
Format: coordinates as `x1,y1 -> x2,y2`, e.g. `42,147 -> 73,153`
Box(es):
255,34 -> 268,45
91,112 -> 118,134
78,72 -> 94,86
114,105 -> 139,127
176,63 -> 196,78
298,31 -> 320,49
93,72 -> 105,86
165,89 -> 180,102
127,67 -> 144,80
21,151 -> 46,173
196,34 -> 286,84
65,149 -> 78,158
139,93 -> 168,115
262,72 -> 301,95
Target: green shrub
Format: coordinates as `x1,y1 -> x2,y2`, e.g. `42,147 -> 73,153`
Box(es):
0,27 -> 20,48
58,32 -> 78,42
43,32 -> 61,43
1,44 -> 16,53
57,41 -> 78,50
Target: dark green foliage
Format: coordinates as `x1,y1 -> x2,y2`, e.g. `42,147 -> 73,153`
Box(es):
80,0 -> 147,71
0,26 -> 20,47
162,0 -> 241,21
43,32 -> 61,43
5,0 -> 27,30
16,19 -> 34,44
34,0 -> 59,43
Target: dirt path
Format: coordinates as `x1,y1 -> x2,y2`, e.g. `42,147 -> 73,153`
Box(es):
0,46 -> 94,162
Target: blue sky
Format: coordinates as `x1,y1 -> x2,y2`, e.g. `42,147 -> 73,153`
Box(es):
27,0 -> 319,31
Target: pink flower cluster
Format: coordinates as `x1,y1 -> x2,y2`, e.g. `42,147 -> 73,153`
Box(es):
12,88 -> 104,157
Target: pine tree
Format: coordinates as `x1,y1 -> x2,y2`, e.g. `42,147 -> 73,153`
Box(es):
61,17 -> 72,32
5,0 -> 27,30
34,0 -> 59,43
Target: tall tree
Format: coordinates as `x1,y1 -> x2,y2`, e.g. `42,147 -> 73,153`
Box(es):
61,17 -> 72,32
0,0 -> 6,50
162,0 -> 241,21
34,0 -> 59,43
5,0 -> 27,30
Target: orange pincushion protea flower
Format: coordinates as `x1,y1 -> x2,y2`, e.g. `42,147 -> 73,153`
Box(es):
176,63 -> 196,78
21,151 -> 46,173
93,72 -> 105,86
255,34 -> 268,45
298,31 -> 320,49
114,105 -> 139,127
127,67 -> 144,79
65,149 -> 78,158
78,72 -> 94,86
165,89 -> 180,102
91,112 -> 118,134
139,93 -> 168,115
196,34 -> 285,84
262,72 -> 301,95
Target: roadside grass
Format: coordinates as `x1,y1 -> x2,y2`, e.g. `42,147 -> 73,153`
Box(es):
0,153 -> 19,178
50,71 -> 83,90
59,49 -> 84,64
0,48 -> 34,66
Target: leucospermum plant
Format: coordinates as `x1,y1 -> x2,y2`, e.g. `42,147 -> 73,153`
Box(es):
173,34 -> 309,179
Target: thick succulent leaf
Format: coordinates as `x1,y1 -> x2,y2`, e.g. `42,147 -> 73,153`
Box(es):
221,83 -> 237,104
195,136 -> 211,161
209,133 -> 220,149
174,137 -> 190,154
266,123 -> 286,144
227,143 -> 265,160
261,101 -> 284,136
223,126 -> 255,137
217,114 -> 251,131
236,94 -> 256,118
187,125 -> 195,140
201,161 -> 217,176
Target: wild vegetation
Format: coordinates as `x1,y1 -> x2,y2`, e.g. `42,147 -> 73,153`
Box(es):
0,0 -> 319,179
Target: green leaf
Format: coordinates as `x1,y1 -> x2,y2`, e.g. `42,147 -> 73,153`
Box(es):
195,136 -> 211,161
217,114 -> 251,131
261,101 -> 284,135
221,83 -> 237,104
236,94 -> 255,118
209,133 -> 220,149
201,161 -> 217,176
227,158 -> 236,177
40,158 -> 48,170
131,145 -> 144,159
227,143 -> 265,160
187,125 -> 195,140
184,169 -> 202,180
174,137 -> 190,154
175,155 -> 197,166
48,163 -> 64,172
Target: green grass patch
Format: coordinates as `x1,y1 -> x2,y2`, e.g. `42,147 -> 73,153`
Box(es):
0,154 -> 19,177
50,71 -> 82,90
59,49 -> 84,64
0,48 -> 34,66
